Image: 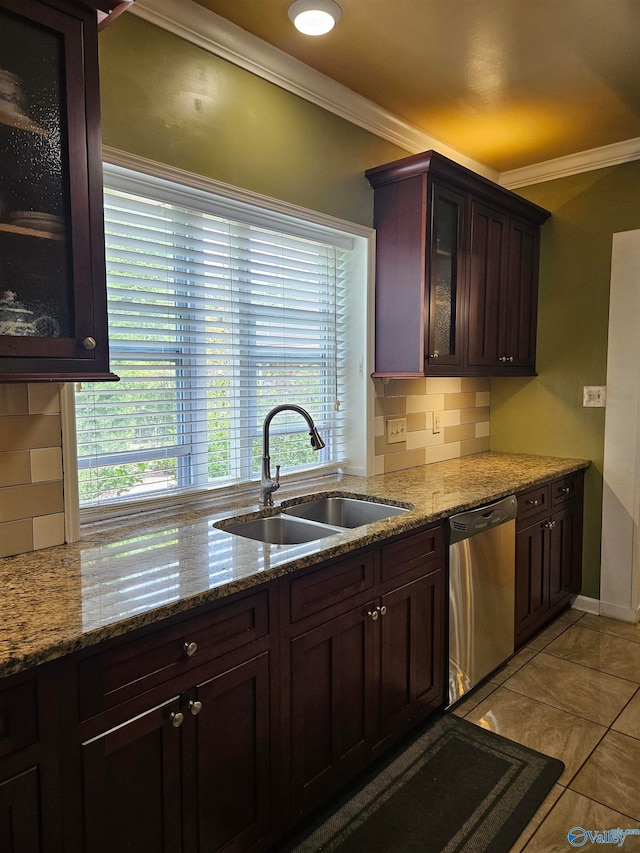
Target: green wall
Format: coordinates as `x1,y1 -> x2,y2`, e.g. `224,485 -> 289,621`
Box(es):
491,160 -> 640,598
100,14 -> 640,600
98,14 -> 409,226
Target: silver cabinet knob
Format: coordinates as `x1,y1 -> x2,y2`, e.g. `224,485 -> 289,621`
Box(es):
559,486 -> 571,495
367,609 -> 379,621
543,519 -> 557,530
189,699 -> 203,716
498,356 -> 506,363
526,498 -> 539,507
377,605 -> 387,617
183,641 -> 198,658
170,711 -> 184,728
430,351 -> 439,359
82,336 -> 97,350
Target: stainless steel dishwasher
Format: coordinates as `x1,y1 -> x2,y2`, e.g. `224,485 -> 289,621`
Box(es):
448,494 -> 518,706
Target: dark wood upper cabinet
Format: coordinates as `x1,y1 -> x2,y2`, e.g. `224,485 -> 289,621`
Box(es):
365,150 -> 551,378
0,0 -> 116,381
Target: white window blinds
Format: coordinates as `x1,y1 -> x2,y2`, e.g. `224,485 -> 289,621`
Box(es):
75,166 -> 350,508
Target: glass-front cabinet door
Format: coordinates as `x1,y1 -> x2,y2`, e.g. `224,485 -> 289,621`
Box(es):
426,183 -> 465,370
0,0 -> 114,380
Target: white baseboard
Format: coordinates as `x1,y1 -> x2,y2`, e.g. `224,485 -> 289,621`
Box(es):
599,601 -> 640,624
571,595 -> 600,615
573,595 -> 640,624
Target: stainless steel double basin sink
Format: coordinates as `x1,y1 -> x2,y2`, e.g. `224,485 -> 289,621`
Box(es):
216,496 -> 411,545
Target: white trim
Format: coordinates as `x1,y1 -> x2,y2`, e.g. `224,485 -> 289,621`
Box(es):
500,138 -> 640,189
102,146 -> 374,241
129,0 -> 497,181
600,230 -> 640,622
60,383 -> 80,543
571,595 -> 600,616
599,600 -> 640,624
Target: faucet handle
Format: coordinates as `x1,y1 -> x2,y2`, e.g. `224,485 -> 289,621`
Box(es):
274,465 -> 281,488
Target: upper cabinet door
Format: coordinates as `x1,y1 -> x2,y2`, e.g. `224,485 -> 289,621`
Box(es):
426,183 -> 466,371
466,200 -> 509,368
0,0 -> 115,381
504,218 -> 539,370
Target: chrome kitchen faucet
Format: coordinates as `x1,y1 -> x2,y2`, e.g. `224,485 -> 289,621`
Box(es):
260,404 -> 325,507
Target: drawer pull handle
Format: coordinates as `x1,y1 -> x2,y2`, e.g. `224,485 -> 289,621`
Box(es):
170,711 -> 184,728
526,499 -> 539,507
183,641 -> 198,658
82,336 -> 97,350
559,487 -> 571,495
367,609 -> 379,622
377,605 -> 387,617
189,700 -> 203,716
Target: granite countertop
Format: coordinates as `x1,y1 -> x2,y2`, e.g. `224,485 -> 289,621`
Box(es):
0,452 -> 589,678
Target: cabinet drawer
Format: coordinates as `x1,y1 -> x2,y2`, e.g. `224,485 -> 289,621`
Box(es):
380,525 -> 444,586
78,590 -> 269,720
517,485 -> 550,523
290,550 -> 375,624
551,474 -> 581,507
0,680 -> 38,760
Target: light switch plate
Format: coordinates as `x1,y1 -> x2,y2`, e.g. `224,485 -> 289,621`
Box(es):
583,386 -> 606,407
386,418 -> 407,444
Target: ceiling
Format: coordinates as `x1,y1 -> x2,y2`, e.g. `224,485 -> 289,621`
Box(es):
190,0 -> 640,173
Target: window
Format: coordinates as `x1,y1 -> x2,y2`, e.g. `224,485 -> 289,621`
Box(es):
75,164 -> 359,510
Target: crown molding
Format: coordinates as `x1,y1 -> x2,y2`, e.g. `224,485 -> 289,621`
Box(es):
500,137 -> 640,188
130,0 -> 498,181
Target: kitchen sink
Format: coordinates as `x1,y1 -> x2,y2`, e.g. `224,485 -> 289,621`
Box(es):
283,496 -> 409,528
217,514 -> 342,545
216,495 -> 411,545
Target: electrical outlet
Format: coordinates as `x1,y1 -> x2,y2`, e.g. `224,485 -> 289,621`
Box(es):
583,386 -> 606,408
433,412 -> 442,434
386,418 -> 407,444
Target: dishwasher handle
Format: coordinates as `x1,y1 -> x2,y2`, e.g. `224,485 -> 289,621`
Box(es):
449,495 -> 517,544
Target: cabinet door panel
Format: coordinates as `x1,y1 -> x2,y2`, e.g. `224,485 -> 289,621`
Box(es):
0,767 -> 41,852
549,504 -> 582,606
81,697 -> 182,853
467,201 -> 509,367
379,569 -> 445,740
188,654 -> 271,853
289,607 -> 374,814
505,219 -> 538,368
515,521 -> 548,637
426,183 -> 466,370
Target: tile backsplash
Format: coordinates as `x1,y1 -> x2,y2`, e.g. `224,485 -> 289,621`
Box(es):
0,384 -> 65,558
374,377 -> 490,474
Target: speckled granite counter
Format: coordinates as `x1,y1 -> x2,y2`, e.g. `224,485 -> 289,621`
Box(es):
0,452 -> 589,678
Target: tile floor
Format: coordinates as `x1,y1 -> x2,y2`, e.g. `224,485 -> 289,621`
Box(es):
451,609 -> 640,851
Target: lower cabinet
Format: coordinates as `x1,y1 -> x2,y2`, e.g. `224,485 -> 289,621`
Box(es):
81,654 -> 271,853
0,667 -> 65,853
379,570 -> 444,744
284,526 -> 446,821
515,471 -> 584,647
0,767 -> 42,852
81,695 -> 183,852
70,587 -> 275,853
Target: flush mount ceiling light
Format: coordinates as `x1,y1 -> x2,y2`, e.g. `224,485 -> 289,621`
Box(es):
288,0 -> 342,35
